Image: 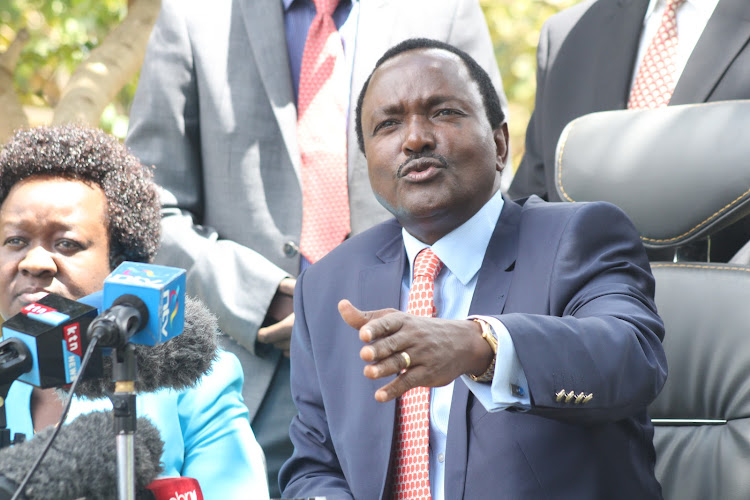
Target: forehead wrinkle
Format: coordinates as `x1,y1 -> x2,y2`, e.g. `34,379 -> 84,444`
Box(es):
373,52 -> 476,100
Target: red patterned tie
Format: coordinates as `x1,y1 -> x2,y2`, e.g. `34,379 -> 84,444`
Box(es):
392,248 -> 443,500
297,0 -> 351,263
628,0 -> 686,109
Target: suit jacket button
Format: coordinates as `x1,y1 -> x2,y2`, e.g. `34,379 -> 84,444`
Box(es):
564,391 -> 576,403
555,389 -> 566,402
283,241 -> 299,257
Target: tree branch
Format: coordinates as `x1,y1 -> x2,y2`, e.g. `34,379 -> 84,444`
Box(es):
53,0 -> 161,126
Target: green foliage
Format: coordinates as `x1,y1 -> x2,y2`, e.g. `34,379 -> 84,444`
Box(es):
0,0 -> 135,138
481,0 -> 578,171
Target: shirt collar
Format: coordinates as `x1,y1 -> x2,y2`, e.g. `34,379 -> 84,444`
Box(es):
282,0 -> 356,12
644,0 -> 720,21
402,190 -> 505,286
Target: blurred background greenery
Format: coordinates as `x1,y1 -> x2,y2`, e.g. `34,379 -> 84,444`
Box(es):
0,0 -> 134,137
0,0 -> 578,172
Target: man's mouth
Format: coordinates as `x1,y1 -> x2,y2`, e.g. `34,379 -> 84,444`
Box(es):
397,155 -> 448,178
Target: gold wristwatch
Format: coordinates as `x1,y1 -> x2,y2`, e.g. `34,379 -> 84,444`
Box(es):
469,318 -> 498,383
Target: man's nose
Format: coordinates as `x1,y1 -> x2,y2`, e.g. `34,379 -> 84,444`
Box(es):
402,116 -> 436,155
19,246 -> 57,277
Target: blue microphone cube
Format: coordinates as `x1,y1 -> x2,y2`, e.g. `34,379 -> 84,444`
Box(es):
103,262 -> 186,345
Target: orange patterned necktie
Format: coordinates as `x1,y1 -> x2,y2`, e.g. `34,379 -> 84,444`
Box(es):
297,0 -> 350,263
628,0 -> 686,109
392,248 -> 443,500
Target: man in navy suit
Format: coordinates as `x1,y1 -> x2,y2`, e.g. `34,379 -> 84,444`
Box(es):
280,38 -> 667,499
509,0 -> 750,262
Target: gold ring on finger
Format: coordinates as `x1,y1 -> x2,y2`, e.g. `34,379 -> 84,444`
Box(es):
400,351 -> 411,369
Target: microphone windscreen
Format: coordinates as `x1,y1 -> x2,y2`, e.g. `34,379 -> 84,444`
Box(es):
0,411 -> 164,500
74,296 -> 219,398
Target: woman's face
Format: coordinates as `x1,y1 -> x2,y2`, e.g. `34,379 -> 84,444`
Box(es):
0,177 -> 112,319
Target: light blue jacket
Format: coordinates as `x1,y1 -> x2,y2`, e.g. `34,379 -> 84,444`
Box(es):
5,350 -> 269,499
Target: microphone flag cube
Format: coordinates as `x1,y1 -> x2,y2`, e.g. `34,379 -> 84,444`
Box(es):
1,294 -> 103,388
103,262 -> 186,346
145,477 -> 204,500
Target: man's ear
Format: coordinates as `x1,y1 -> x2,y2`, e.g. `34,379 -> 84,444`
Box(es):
494,123 -> 509,172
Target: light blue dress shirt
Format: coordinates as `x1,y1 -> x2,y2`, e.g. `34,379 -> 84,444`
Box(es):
400,190 -> 530,500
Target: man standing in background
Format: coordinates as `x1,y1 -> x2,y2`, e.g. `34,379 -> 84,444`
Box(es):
125,0 -> 506,494
509,0 -> 750,262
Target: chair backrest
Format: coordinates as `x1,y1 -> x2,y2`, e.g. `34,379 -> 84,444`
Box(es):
553,100 -> 750,500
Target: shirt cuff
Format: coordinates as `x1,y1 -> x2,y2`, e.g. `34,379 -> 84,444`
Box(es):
461,315 -> 530,412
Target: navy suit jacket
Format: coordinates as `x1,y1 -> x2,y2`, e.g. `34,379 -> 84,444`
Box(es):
508,0 -> 750,261
280,196 -> 667,499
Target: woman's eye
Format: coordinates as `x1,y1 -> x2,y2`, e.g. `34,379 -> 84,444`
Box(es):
3,237 -> 26,248
56,239 -> 83,251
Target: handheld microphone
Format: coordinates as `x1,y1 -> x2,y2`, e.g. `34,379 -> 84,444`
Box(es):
0,295 -> 103,388
91,262 -> 186,347
0,411 -> 164,500
144,477 -> 204,500
0,339 -> 32,386
74,296 -> 219,398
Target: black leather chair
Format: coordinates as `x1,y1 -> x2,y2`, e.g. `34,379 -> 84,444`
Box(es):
553,100 -> 750,500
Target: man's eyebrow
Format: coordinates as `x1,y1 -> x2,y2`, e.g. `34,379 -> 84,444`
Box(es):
371,103 -> 405,117
424,94 -> 461,107
371,94 -> 464,117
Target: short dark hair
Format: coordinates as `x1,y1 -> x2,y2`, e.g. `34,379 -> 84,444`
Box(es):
0,125 -> 161,268
355,38 -> 505,154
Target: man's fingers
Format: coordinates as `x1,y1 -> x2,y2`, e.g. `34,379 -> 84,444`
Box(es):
338,300 -> 399,340
279,277 -> 296,296
363,350 -> 410,379
373,368 -> 424,402
257,312 -> 294,346
338,299 -> 369,329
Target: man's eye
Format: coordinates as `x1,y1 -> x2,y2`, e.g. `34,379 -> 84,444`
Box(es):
436,109 -> 460,117
374,120 -> 397,133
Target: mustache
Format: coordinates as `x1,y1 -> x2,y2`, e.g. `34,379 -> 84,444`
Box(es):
396,153 -> 449,178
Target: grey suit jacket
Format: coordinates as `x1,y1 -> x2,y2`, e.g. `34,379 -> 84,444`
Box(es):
125,0 -> 506,420
509,0 -> 750,204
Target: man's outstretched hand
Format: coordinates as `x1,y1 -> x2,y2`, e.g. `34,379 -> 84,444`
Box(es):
338,299 -> 493,402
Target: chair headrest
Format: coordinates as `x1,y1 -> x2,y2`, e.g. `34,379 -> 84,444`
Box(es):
554,100 -> 750,250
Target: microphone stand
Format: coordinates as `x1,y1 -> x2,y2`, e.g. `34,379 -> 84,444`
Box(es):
0,383 -> 24,450
0,338 -> 32,449
110,344 -> 137,500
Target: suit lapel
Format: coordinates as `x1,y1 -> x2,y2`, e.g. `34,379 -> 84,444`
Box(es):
444,198 -> 521,499
468,197 -> 521,317
358,226 -> 405,499
592,0 -> 650,109
671,0 -> 750,104
239,0 -> 301,178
